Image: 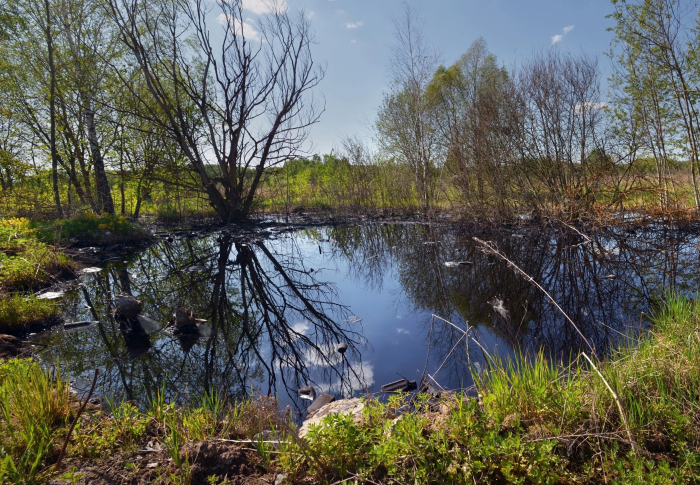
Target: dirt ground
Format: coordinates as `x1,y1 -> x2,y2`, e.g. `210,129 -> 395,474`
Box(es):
47,440 -> 282,485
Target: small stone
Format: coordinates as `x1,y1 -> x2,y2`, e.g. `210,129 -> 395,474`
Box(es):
274,473 -> 288,485
115,294 -> 142,318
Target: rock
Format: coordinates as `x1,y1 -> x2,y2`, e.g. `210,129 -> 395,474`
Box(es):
337,342 -> 348,354
0,335 -> 23,360
115,294 -> 142,318
298,398 -> 364,438
173,307 -> 199,334
299,385 -> 316,401
381,378 -> 417,393
306,393 -> 335,416
274,473 -> 288,485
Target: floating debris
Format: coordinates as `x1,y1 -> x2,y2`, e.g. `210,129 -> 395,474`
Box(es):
36,291 -> 64,300
64,321 -> 98,329
299,385 -> 316,401
307,393 -> 335,416
115,294 -> 142,318
381,378 -> 417,393
344,315 -> 362,323
444,261 -> 473,268
81,267 -> 102,274
337,342 -> 348,354
488,297 -> 510,321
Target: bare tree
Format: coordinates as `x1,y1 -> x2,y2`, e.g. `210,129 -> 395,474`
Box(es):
376,2 -> 439,213
105,0 -> 324,222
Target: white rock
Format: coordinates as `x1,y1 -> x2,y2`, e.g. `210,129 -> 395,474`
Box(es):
298,398 -> 364,438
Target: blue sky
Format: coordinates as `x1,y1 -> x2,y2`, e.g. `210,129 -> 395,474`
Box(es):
244,0 -> 619,155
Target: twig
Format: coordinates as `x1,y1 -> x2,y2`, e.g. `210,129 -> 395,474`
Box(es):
432,335 -> 466,379
432,314 -> 494,364
53,369 -> 99,473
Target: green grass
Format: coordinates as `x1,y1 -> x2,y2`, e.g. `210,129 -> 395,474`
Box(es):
3,295 -> 700,483
31,213 -> 150,245
0,294 -> 58,334
0,218 -> 74,292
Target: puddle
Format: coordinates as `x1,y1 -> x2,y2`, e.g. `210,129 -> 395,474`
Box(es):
32,223 -> 700,414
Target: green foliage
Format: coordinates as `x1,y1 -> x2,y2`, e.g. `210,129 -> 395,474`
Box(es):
4,297 -> 700,483
0,359 -> 71,484
32,213 -> 149,245
0,217 -> 74,292
0,294 -> 58,334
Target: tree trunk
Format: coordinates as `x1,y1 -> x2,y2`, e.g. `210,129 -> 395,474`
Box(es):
85,105 -> 114,214
45,0 -> 63,218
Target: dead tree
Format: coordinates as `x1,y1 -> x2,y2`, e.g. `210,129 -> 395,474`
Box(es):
105,0 -> 324,222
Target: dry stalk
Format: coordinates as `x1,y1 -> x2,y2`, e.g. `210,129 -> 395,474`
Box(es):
473,237 -> 595,354
52,369 -> 99,473
580,352 -> 636,452
472,237 -> 637,453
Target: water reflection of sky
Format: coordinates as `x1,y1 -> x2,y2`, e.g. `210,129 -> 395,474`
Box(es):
33,223 -> 700,414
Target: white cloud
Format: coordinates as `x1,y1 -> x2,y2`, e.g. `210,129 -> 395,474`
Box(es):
350,39 -> 356,44
551,24 -> 574,45
307,10 -> 315,19
217,13 -> 261,41
396,328 -> 410,335
345,21 -> 363,29
241,0 -> 286,14
323,362 -> 375,395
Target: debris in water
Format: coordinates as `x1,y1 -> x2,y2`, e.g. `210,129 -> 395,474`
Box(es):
64,321 -> 98,329
299,385 -> 316,401
488,297 -> 510,321
186,265 -> 207,272
36,291 -> 64,300
381,378 -> 417,393
337,342 -> 348,354
81,267 -> 102,274
344,315 -> 362,323
307,393 -> 335,416
444,261 -> 473,268
115,294 -> 143,318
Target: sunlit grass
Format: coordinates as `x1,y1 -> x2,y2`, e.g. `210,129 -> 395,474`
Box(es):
0,294 -> 58,334
3,296 -> 700,483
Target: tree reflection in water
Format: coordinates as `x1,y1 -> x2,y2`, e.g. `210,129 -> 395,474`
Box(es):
322,223 -> 700,388
38,232 -> 368,413
38,223 -> 700,403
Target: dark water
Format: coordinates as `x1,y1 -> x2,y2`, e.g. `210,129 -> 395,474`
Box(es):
33,222 -> 700,415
